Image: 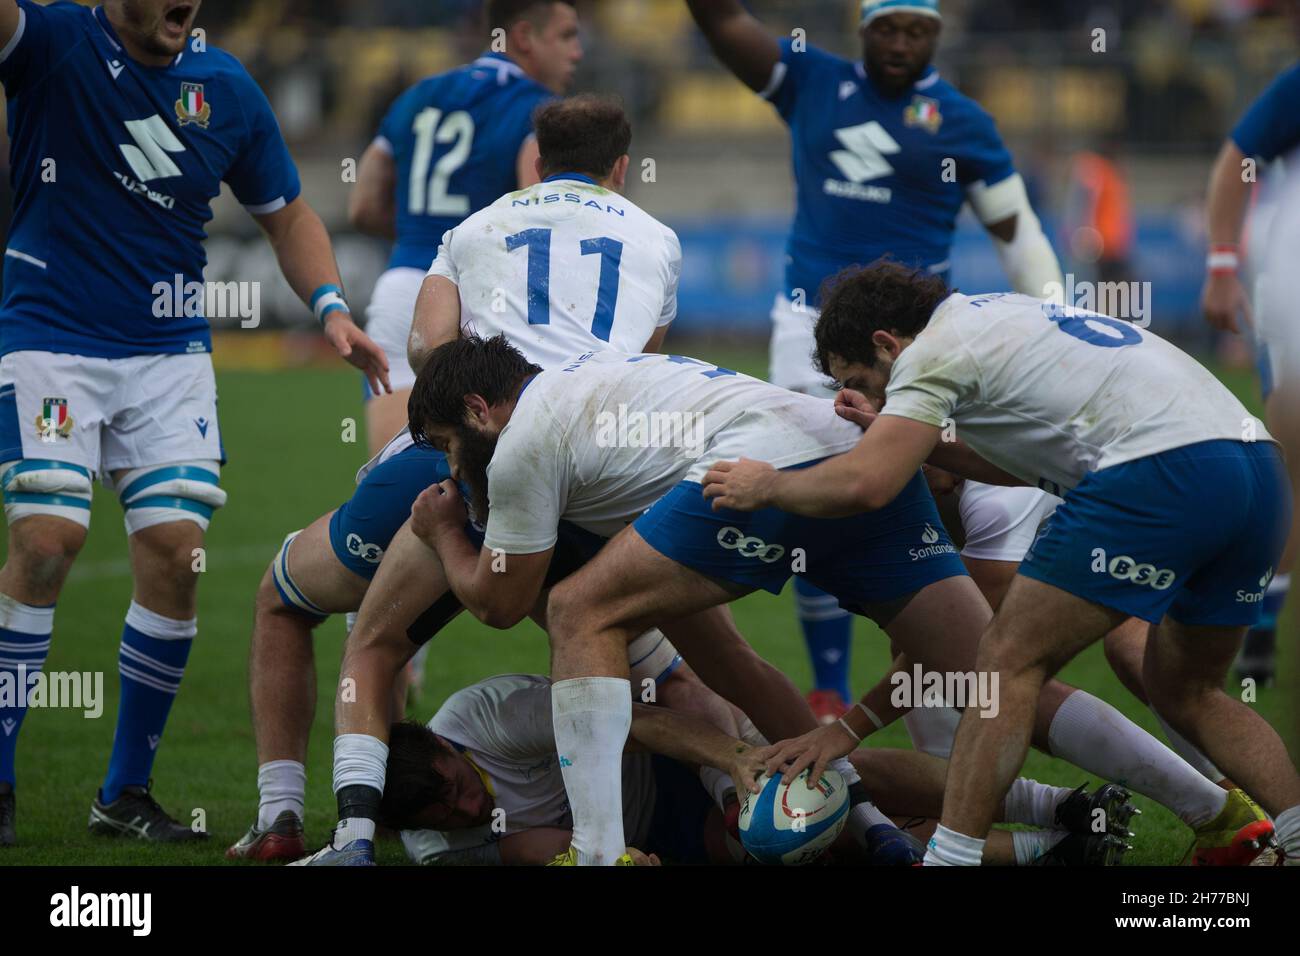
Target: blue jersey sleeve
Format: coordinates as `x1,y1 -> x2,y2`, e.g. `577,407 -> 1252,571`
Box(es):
0,0 -> 71,94
224,69 -> 302,212
763,36 -> 839,122
953,102 -> 1016,188
1231,64 -> 1300,162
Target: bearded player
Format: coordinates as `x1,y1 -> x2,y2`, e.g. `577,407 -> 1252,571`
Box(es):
0,0 -> 388,847
682,0 -> 1063,725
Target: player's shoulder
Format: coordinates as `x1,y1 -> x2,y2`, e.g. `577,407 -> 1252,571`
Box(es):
917,71 -> 999,128
178,40 -> 261,87
781,35 -> 853,73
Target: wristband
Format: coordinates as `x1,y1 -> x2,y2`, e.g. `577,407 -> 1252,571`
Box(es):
836,716 -> 861,743
855,702 -> 885,731
311,283 -> 350,325
1206,245 -> 1239,276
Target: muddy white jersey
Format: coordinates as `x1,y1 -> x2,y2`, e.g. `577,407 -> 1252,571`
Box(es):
483,350 -> 863,553
426,175 -> 680,368
880,292 -> 1271,494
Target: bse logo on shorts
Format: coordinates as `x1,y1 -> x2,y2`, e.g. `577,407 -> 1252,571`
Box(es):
346,533 -> 384,565
1090,548 -> 1176,590
716,527 -> 785,563
35,398 -> 74,442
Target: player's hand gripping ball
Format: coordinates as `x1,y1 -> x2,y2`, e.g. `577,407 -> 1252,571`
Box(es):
737,768 -> 849,865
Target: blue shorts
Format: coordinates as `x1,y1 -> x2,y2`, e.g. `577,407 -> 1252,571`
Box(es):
633,467 -> 967,612
1020,440 -> 1291,626
328,445 -> 481,580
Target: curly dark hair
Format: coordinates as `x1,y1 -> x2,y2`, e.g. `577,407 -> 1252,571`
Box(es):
408,335 -> 541,444
813,258 -> 953,376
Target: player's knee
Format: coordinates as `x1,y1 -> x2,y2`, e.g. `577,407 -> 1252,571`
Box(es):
114,461 -> 226,536
544,580 -> 585,643
266,531 -> 331,621
975,621 -> 1043,682
4,514 -> 87,595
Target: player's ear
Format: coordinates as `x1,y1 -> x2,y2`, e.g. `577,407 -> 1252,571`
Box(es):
610,155 -> 630,192
464,393 -> 491,425
871,330 -> 901,362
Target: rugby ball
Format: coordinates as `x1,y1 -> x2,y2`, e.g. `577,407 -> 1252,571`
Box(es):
738,768 -> 849,865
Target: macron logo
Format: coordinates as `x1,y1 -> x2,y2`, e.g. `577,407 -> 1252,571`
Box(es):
108,60 -> 124,80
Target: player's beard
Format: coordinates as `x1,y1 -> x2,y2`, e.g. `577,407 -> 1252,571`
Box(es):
118,0 -> 198,59
454,425 -> 498,527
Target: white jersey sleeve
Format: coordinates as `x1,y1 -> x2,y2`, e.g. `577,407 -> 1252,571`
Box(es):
657,231 -> 682,329
429,674 -> 556,761
426,229 -> 459,285
875,316 -> 979,429
482,391 -> 573,554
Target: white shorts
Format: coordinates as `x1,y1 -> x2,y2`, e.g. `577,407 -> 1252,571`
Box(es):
769,293 -> 834,397
957,481 -> 1060,562
364,267 -> 425,395
0,350 -> 222,476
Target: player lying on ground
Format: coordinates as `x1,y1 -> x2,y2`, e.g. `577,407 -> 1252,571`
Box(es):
233,93 -> 680,859
702,260 -> 1300,867
0,0 -> 387,848
349,0 -> 582,455
401,336 -> 1242,866
382,674 -> 1139,866
683,0 -> 1064,721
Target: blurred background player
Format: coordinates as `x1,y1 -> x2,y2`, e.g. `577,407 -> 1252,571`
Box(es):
682,0 -> 1063,723
0,0 -> 386,847
1200,60 -> 1300,687
348,0 -> 582,457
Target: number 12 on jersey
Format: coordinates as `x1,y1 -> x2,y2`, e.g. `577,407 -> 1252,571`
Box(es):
505,228 -> 624,341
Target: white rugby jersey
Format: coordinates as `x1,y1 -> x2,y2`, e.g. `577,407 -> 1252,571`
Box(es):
400,674 -> 653,863
426,175 -> 681,368
880,292 -> 1271,494
483,351 -> 863,554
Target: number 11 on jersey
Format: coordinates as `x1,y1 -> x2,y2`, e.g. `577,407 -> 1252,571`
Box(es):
505,228 -> 624,342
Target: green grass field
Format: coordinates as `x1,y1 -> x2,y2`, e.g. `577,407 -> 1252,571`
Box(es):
0,345 -> 1293,866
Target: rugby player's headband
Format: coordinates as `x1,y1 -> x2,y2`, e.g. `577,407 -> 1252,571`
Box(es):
860,0 -> 941,27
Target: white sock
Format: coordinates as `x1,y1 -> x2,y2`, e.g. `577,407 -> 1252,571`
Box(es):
331,733 -> 389,846
1011,828 -> 1067,865
1275,805 -> 1300,859
923,823 -> 984,866
736,715 -> 768,748
1151,709 -> 1225,784
846,800 -> 897,848
1002,777 -> 1075,827
257,759 -> 306,830
902,706 -> 960,759
1047,689 -> 1226,828
699,766 -> 736,810
551,677 -> 631,866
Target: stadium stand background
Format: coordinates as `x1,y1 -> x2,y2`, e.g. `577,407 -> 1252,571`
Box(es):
3,0 -> 1297,346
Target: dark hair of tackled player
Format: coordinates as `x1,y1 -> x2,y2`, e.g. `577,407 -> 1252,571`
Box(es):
533,94 -> 633,181
486,0 -> 575,32
408,335 -> 541,442
380,722 -> 451,829
813,258 -> 952,374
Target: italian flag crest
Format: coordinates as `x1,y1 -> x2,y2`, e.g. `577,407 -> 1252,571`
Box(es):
175,82 -> 212,128
36,397 -> 73,441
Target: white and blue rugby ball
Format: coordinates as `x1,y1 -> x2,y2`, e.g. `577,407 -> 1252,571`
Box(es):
738,768 -> 849,865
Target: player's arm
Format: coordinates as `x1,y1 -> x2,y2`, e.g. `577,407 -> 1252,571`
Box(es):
347,140 -> 397,239
517,136 -> 543,189
628,702 -> 765,795
1201,139 -> 1253,334
967,173 -> 1063,299
254,198 -> 391,394
642,325 -> 670,354
0,0 -> 20,50
408,275 -> 461,374
683,0 -> 781,93
411,481 -> 553,629
703,414 -> 940,517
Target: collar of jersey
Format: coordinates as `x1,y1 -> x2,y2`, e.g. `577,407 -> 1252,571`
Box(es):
448,740 -> 496,799
542,173 -> 598,185
517,374 -> 538,402
472,51 -> 525,77
94,6 -> 184,69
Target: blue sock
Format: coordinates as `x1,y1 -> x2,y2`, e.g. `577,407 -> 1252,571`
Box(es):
795,577 -> 852,700
0,598 -> 55,787
101,601 -> 195,804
